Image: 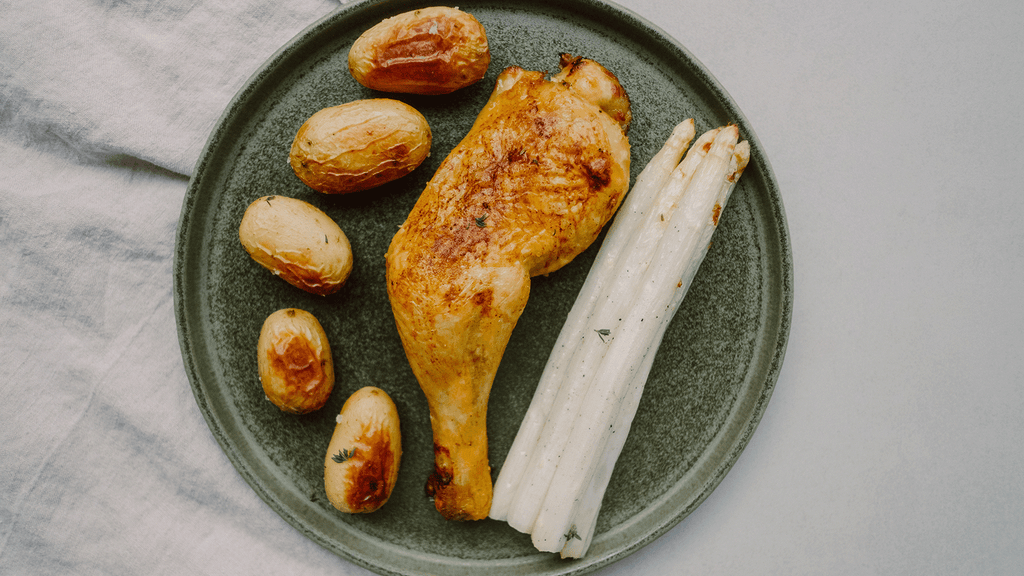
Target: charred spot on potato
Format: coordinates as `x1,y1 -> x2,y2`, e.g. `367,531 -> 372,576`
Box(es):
343,426 -> 396,512
269,334 -> 324,392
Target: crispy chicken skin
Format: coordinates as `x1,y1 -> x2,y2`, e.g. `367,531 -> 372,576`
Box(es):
385,55 -> 631,520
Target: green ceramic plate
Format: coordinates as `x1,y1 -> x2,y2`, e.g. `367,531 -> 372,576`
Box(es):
173,0 -> 792,574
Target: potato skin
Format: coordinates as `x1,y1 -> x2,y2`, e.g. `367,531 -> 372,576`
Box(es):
290,99 -> 431,194
348,7 -> 490,95
324,387 -> 402,513
239,195 -> 353,295
257,308 -> 334,414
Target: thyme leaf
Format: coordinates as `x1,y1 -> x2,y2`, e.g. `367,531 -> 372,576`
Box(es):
475,214 -> 489,228
595,328 -> 611,342
331,448 -> 355,463
565,524 -> 581,541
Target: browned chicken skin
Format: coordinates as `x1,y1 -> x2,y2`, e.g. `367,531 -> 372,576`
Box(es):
385,55 -> 631,520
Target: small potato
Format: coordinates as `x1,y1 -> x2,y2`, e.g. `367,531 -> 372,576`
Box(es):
257,308 -> 334,414
239,195 -> 353,295
324,386 -> 402,513
348,7 -> 490,95
290,99 -> 431,194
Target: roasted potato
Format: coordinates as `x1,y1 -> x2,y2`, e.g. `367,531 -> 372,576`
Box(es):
348,6 -> 490,95
324,386 -> 402,513
257,308 -> 334,414
238,195 -> 353,295
289,99 -> 431,194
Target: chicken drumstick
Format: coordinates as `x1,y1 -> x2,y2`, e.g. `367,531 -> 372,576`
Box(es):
385,55 -> 631,520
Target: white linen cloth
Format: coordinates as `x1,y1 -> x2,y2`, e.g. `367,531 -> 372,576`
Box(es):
1,0 -> 342,175
0,1 -> 371,573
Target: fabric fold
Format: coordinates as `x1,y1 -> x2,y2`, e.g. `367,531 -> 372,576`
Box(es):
0,0 -> 342,175
0,2 -> 381,574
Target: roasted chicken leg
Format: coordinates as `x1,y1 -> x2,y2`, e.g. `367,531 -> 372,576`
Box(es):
385,55 -> 631,520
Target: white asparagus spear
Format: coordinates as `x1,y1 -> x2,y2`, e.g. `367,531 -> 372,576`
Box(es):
503,126 -> 720,533
559,334 -> 660,558
530,127 -> 741,552
490,119 -> 696,524
502,125 -> 720,533
560,138 -> 750,558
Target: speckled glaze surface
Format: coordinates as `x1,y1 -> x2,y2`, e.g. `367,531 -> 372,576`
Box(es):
173,1 -> 793,575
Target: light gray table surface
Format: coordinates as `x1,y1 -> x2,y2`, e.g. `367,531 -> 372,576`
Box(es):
2,0 -> 1021,574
